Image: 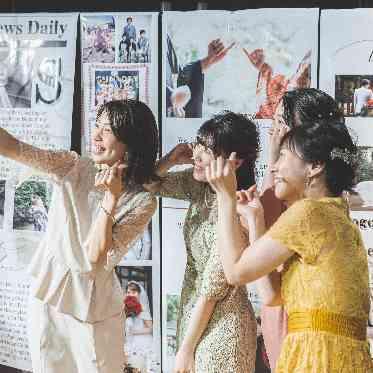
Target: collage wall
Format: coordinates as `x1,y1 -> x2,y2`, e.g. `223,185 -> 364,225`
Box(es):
0,8 -> 372,373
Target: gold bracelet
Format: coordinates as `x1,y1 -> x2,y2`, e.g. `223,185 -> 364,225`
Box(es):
100,203 -> 117,225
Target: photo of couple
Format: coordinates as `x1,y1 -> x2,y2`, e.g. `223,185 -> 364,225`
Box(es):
165,11 -> 315,119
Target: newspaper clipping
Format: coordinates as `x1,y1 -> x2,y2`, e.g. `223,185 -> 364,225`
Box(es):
0,13 -> 78,371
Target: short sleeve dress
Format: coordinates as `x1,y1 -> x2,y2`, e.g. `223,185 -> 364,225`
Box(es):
267,197 -> 373,372
157,168 -> 257,373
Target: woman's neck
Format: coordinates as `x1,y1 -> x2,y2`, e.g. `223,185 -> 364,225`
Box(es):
285,182 -> 333,206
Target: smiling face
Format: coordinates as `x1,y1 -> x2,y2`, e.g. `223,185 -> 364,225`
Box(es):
91,110 -> 126,166
191,143 -> 215,182
271,144 -> 310,204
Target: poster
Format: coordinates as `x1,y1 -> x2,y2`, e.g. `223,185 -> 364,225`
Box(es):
161,207 -> 187,372
163,9 -> 318,121
116,265 -> 161,372
80,12 -> 161,372
0,13 -> 78,370
320,9 -> 373,124
81,13 -> 158,154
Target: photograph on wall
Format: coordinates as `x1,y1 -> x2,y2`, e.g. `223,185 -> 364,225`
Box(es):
116,265 -> 160,372
335,75 -> 373,117
95,69 -> 140,106
81,12 -> 158,157
83,63 -> 149,154
117,14 -> 152,63
12,179 -> 52,232
81,15 -> 115,63
166,293 -> 180,357
164,9 -> 318,119
0,40 -> 33,108
320,9 -> 373,118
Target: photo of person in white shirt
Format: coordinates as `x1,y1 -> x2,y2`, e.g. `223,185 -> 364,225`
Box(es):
354,79 -> 373,116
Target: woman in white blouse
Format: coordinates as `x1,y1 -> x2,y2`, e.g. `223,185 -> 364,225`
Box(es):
0,99 -> 158,373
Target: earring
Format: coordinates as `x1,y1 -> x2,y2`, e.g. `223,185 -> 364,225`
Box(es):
305,175 -> 311,190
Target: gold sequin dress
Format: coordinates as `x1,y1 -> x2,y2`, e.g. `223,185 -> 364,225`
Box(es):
267,197 -> 373,372
158,169 -> 257,373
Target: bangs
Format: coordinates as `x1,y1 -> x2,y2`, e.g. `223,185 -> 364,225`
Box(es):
280,129 -> 304,159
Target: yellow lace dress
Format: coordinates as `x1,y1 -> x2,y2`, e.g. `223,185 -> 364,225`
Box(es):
267,197 -> 373,372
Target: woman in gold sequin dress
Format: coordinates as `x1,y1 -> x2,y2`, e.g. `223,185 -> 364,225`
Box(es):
147,112 -> 259,372
208,117 -> 373,372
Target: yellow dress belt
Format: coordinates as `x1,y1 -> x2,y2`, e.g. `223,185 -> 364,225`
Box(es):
288,309 -> 367,341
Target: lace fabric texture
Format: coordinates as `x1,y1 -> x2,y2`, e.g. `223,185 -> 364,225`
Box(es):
267,197 -> 373,372
19,142 -> 156,322
157,168 -> 257,373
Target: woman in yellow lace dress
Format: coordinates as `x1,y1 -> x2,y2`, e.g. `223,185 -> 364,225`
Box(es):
207,117 -> 373,372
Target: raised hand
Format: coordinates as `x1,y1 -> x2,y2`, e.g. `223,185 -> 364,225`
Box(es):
236,185 -> 264,224
242,48 -> 264,68
168,143 -> 194,166
205,153 -> 237,197
95,160 -> 126,199
201,39 -> 235,71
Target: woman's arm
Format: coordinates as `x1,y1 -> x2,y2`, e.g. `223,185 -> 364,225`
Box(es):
218,192 -> 287,305
86,163 -> 124,263
0,127 -> 20,159
174,297 -> 217,373
144,143 -> 193,192
86,165 -> 157,265
144,143 -> 201,202
0,127 -> 78,180
86,191 -> 118,263
206,155 -> 292,305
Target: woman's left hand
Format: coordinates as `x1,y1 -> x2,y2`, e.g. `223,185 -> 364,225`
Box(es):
236,185 -> 264,224
205,153 -> 237,198
174,346 -> 195,373
95,161 -> 126,199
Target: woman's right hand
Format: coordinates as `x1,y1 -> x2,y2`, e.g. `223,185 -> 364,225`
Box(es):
168,143 -> 193,166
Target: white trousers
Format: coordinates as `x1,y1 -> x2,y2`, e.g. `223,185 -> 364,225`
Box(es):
28,297 -> 125,373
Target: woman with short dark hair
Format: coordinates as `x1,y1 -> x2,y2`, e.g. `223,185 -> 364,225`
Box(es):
0,99 -> 158,373
147,111 -> 260,373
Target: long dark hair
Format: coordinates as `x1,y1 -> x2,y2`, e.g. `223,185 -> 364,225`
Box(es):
96,100 -> 159,188
196,111 -> 259,190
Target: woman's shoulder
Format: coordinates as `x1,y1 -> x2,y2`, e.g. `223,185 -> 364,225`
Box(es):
284,198 -> 320,217
118,187 -> 157,213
